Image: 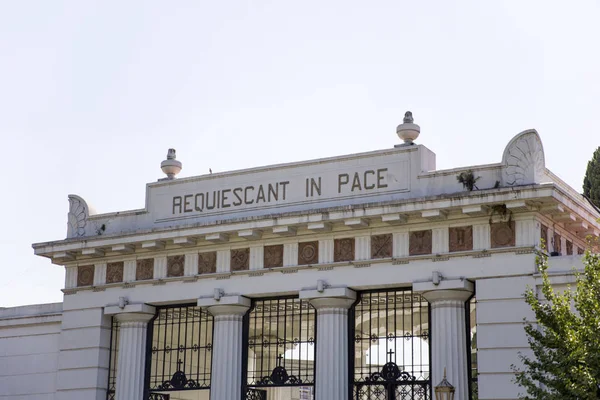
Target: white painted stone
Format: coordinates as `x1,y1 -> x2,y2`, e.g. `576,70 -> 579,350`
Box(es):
184,252 -> 199,275
141,240 -> 165,250
112,244 -> 134,253
154,255 -> 167,279
206,233 -> 229,243
300,288 -> 356,400
109,305 -> 155,400
239,229 -> 262,240
216,250 -> 230,273
198,296 -> 250,400
123,259 -> 136,282
308,222 -> 331,231
393,231 -> 409,257
173,236 -> 197,246
93,263 -> 107,286
473,223 -> 491,250
283,243 -> 298,267
272,226 -> 297,236
82,248 -> 105,257
416,279 -> 473,400
355,235 -> 371,260
344,218 -> 368,228
65,266 -> 77,288
249,245 -> 264,270
381,213 -> 407,224
319,239 -> 334,263
432,227 -> 449,254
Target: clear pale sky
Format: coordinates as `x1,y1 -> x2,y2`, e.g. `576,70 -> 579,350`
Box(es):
0,1 -> 598,307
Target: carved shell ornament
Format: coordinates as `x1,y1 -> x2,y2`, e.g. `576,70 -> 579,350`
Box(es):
502,130 -> 546,186
67,195 -> 96,238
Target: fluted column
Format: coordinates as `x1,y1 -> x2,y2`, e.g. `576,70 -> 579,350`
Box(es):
105,303 -> 156,400
300,287 -> 356,400
198,295 -> 250,400
415,279 -> 473,400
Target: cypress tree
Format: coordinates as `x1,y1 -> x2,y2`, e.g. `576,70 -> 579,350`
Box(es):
583,147 -> 600,207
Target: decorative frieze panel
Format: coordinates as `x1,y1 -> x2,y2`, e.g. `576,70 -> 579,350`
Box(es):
264,244 -> 283,268
231,248 -> 250,271
298,241 -> 319,265
491,222 -> 515,248
106,262 -> 124,283
334,238 -> 355,262
136,258 -> 154,280
167,255 -> 185,277
540,224 -> 548,247
578,247 -> 585,255
566,240 -> 573,255
409,230 -> 432,256
553,232 -> 562,254
371,234 -> 392,259
198,252 -> 217,274
77,265 -> 94,287
449,226 -> 473,252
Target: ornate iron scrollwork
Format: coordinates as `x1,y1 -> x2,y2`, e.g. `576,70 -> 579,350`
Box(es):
260,355 -> 302,385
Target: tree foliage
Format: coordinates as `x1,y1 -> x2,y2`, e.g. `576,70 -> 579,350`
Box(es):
583,147 -> 600,208
513,248 -> 600,399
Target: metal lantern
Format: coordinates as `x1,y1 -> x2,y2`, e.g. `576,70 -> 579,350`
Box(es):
435,368 -> 455,400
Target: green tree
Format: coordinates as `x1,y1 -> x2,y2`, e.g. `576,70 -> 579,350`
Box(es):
513,248 -> 600,399
583,147 -> 600,208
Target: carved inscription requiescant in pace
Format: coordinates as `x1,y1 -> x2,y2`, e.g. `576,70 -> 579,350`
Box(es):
153,151 -> 411,223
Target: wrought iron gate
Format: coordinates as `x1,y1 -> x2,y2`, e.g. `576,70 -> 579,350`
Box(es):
147,304 -> 213,396
352,289 -> 430,400
244,297 -> 316,397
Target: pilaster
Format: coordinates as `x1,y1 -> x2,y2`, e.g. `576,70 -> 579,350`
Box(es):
300,287 -> 356,400
414,279 -> 473,400
393,231 -> 409,257
319,239 -> 334,263
198,295 -> 251,400
283,243 -> 298,267
105,303 -> 156,400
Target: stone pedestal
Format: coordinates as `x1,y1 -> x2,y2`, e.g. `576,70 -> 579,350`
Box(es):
300,287 -> 356,400
105,303 -> 156,400
415,279 -> 474,400
198,295 -> 250,400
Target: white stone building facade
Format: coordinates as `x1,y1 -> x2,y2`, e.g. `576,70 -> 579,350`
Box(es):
1,117 -> 599,400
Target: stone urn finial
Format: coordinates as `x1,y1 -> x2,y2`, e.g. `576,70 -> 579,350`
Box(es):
396,111 -> 420,146
161,148 -> 182,180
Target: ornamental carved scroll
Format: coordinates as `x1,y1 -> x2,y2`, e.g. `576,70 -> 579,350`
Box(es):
167,255 -> 185,277
334,238 -> 355,262
298,241 -> 318,265
77,265 -> 94,287
198,252 -> 217,274
409,230 -> 432,256
449,226 -> 473,252
371,234 -> 393,259
231,248 -> 250,271
136,258 -> 154,280
106,262 -> 124,283
264,245 -> 283,268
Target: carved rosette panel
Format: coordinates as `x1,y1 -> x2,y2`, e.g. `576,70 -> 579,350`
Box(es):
136,258 -> 154,280
264,245 -> 284,268
371,234 -> 393,259
298,241 -> 319,265
409,230 -> 432,256
449,226 -> 473,252
77,265 -> 94,287
106,262 -> 124,283
167,255 -> 185,277
566,241 -> 573,256
491,222 -> 515,248
553,233 -> 562,254
502,131 -> 545,186
540,224 -> 548,248
334,238 -> 355,262
231,248 -> 250,271
198,252 -> 217,274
